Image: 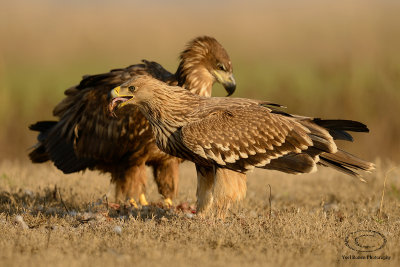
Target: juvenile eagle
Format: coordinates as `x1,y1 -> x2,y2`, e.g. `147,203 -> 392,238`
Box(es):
29,36 -> 236,206
109,76 -> 375,215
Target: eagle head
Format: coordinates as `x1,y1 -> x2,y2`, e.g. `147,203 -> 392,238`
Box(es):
109,76 -> 165,114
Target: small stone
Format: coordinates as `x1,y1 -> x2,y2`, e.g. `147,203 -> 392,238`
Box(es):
185,213 -> 194,219
24,190 -> 34,197
323,203 -> 339,212
45,207 -> 57,215
15,215 -> 29,230
69,211 -> 77,217
113,226 -> 122,235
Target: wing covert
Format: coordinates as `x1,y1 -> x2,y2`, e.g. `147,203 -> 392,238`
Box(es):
180,106 -> 313,172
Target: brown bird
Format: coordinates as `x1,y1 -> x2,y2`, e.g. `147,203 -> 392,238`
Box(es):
109,76 -> 375,215
29,36 -> 236,207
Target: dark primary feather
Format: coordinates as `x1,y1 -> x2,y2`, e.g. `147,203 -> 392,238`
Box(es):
313,119 -> 369,132
312,119 -> 369,141
269,106 -> 369,142
29,121 -> 57,142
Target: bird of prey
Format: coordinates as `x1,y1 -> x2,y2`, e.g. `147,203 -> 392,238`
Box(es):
29,36 -> 236,207
109,76 -> 375,215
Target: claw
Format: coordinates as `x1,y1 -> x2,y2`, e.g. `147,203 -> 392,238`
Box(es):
139,194 -> 149,206
164,198 -> 173,207
129,198 -> 138,208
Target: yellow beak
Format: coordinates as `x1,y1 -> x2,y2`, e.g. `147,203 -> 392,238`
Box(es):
110,86 -> 121,98
109,86 -> 134,110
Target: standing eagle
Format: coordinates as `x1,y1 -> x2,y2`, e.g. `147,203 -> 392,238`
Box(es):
109,76 -> 375,215
29,36 -> 236,206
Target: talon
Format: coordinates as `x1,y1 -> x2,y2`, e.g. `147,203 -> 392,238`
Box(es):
164,198 -> 173,207
129,198 -> 138,208
139,194 -> 149,206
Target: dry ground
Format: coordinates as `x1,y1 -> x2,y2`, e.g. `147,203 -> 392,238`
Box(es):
0,159 -> 399,267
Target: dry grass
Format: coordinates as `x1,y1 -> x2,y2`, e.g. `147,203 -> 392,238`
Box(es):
0,160 -> 399,267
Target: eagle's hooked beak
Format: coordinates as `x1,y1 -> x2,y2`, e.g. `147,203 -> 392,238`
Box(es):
109,86 -> 134,114
213,70 -> 236,96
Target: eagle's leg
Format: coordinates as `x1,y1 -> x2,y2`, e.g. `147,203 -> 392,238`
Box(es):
153,158 -> 180,207
213,168 -> 247,217
113,163 -> 147,207
195,165 -> 215,215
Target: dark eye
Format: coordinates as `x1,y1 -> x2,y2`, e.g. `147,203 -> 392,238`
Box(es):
217,63 -> 226,71
128,85 -> 136,92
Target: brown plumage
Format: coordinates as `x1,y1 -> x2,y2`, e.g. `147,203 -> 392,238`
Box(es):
110,76 -> 375,215
29,36 -> 236,205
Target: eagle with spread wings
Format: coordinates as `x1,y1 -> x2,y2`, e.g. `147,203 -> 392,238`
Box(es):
109,76 -> 375,215
29,36 -> 236,207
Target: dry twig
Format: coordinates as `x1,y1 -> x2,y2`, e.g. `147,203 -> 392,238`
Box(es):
379,167 -> 397,219
58,188 -> 70,213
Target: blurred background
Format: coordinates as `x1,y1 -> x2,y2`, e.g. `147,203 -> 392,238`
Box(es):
0,0 -> 399,162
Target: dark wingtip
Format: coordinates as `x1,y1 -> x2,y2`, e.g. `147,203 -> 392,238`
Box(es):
29,121 -> 57,131
314,119 -> 370,133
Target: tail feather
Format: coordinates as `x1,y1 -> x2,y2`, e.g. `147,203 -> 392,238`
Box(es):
28,144 -> 49,163
45,127 -> 95,173
310,119 -> 374,180
319,149 -> 375,181
29,120 -> 94,172
29,121 -> 58,163
265,113 -> 374,179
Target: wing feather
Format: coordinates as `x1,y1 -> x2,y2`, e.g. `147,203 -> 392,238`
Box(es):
180,106 -> 315,172
41,62 -> 173,172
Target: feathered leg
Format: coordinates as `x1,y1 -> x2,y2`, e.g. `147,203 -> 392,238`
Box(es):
195,165 -> 215,215
153,158 -> 180,206
213,168 -> 247,216
195,166 -> 247,217
113,163 -> 147,207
